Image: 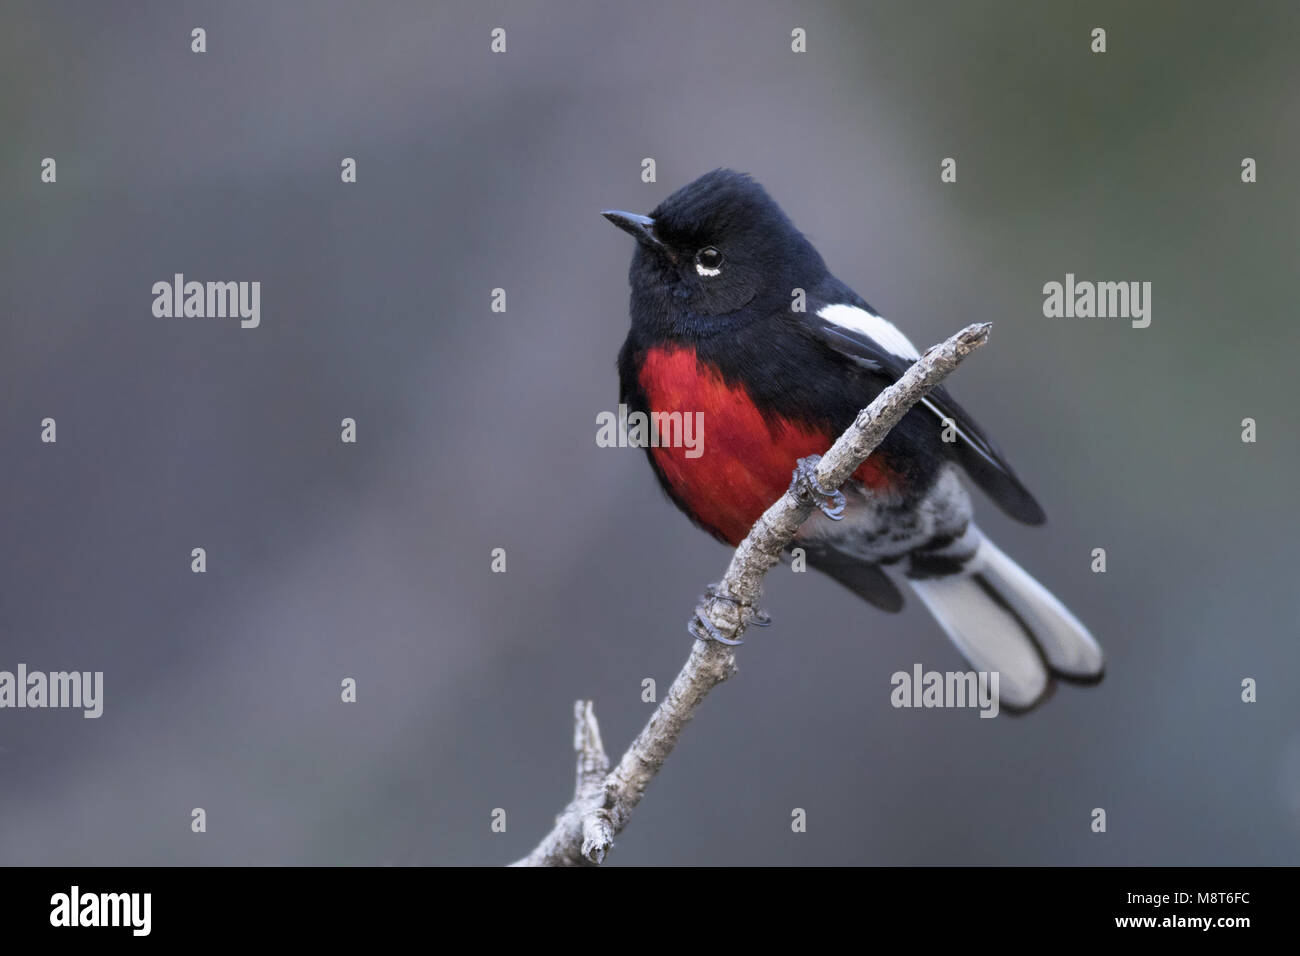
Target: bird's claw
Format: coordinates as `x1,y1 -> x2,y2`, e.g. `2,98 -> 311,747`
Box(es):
707,583 -> 773,628
791,455 -> 846,520
689,611 -> 745,645
689,584 -> 772,644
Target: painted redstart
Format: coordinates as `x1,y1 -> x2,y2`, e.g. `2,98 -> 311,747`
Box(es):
604,169 -> 1103,711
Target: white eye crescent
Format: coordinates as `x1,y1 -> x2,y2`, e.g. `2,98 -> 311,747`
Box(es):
694,246 -> 723,277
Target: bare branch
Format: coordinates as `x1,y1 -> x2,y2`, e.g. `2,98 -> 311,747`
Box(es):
511,322 -> 992,866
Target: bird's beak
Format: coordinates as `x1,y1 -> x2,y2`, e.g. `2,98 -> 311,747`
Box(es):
602,210 -> 673,259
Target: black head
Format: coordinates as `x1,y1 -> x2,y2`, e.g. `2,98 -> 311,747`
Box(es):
603,169 -> 826,336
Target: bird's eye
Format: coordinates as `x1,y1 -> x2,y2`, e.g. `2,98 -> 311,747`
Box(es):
694,247 -> 723,276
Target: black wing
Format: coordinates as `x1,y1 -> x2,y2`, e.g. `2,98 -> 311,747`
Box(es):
801,297 -> 1047,526
801,543 -> 905,612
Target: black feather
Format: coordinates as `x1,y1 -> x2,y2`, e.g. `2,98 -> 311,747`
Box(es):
802,290 -> 1047,527
802,544 -> 905,613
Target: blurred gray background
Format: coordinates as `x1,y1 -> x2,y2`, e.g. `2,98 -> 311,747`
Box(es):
1,0 -> 1297,865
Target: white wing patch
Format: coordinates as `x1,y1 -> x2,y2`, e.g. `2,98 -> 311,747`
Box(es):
816,303 -> 921,361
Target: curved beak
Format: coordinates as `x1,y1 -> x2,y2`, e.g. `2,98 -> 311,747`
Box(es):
602,210 -> 672,259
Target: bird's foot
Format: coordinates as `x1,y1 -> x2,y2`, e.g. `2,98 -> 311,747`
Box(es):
790,455 -> 846,520
689,583 -> 771,645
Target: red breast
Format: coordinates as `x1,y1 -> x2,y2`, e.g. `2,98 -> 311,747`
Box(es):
638,345 -> 894,545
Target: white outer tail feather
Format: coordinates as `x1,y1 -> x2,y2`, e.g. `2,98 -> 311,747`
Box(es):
907,530 -> 1103,711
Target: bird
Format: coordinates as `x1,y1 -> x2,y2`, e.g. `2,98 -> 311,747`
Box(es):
603,169 -> 1103,712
